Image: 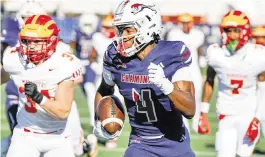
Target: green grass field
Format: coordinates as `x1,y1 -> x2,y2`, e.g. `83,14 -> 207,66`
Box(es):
1,84 -> 264,157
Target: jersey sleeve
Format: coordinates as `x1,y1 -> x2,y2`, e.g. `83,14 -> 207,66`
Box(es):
177,41 -> 192,66
63,56 -> 82,81
57,45 -> 82,82
205,43 -> 224,67
2,46 -> 22,76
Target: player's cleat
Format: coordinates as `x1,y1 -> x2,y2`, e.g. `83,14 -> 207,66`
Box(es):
105,139 -> 117,149
83,134 -> 98,157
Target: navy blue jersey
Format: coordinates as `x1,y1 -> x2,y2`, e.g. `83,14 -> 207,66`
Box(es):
72,29 -> 95,60
103,40 -> 192,140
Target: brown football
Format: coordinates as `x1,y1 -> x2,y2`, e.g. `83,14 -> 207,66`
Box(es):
97,95 -> 125,135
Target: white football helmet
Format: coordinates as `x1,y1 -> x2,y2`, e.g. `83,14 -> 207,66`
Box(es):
16,1 -> 47,28
79,13 -> 99,35
113,0 -> 162,57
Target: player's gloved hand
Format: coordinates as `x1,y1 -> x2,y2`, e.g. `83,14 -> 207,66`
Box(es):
245,117 -> 260,142
24,82 -> 44,104
198,112 -> 211,134
148,62 -> 174,95
93,120 -> 122,140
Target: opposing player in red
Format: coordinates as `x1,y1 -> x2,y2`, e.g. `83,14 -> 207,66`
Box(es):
199,10 -> 265,157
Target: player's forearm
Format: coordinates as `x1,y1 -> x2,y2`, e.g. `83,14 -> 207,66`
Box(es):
41,99 -> 72,120
202,66 -> 216,103
202,81 -> 214,103
168,83 -> 195,119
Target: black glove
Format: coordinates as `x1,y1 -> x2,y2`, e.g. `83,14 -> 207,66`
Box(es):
24,82 -> 43,104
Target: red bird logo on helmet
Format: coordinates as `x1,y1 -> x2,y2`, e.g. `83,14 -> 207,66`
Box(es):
131,3 -> 156,15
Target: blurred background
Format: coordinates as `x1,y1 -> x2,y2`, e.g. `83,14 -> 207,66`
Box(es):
0,0 -> 264,157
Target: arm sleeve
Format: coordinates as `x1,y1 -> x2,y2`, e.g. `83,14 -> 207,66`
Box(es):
206,66 -> 216,88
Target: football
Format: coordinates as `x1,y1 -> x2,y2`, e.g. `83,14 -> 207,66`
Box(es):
97,95 -> 125,135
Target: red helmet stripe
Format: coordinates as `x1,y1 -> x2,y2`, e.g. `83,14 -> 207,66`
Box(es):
233,10 -> 242,16
31,15 -> 40,24
35,15 -> 52,25
24,15 -> 35,24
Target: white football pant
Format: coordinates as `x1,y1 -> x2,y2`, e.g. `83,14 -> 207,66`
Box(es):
6,127 -> 75,157
66,101 -> 84,156
215,114 -> 259,157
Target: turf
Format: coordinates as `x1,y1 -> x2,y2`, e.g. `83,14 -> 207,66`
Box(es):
1,83 -> 264,157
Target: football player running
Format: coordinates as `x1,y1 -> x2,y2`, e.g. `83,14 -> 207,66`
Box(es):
2,14 -> 82,157
93,0 -> 196,156
167,13 -> 205,133
199,10 -> 265,157
1,3 -> 98,156
1,2 -> 46,156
